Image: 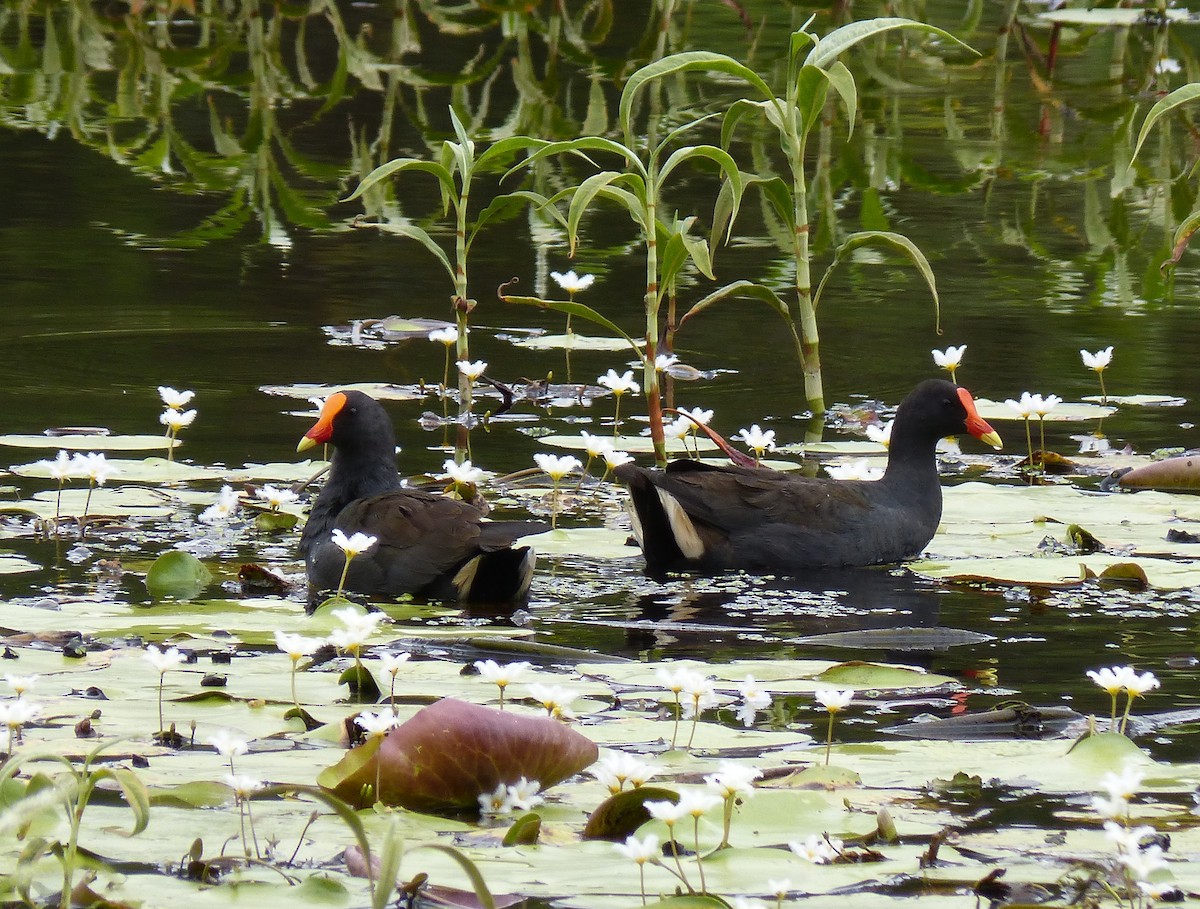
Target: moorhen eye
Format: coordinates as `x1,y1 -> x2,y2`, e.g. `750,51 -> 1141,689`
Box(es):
295,390 -> 546,611
615,379 -> 1002,577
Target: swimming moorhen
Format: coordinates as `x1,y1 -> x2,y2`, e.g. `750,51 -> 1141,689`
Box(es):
614,379 -> 1002,576
296,390 -> 545,606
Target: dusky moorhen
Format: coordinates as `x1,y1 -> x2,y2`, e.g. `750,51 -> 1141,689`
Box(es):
297,390 -> 544,606
614,379 -> 1002,576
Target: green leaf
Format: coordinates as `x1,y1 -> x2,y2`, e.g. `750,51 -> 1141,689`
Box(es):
343,158 -> 457,206
679,279 -> 793,329
1131,84 -> 1200,165
567,171 -> 646,253
813,230 -> 939,332
657,145 -> 744,236
412,844 -> 497,909
501,293 -> 642,360
805,18 -> 977,71
502,811 -> 542,846
144,550 -> 212,601
823,60 -> 857,136
618,51 -> 774,144
92,767 -> 151,836
371,815 -> 404,909
369,222 -> 456,285
1163,206 -> 1200,269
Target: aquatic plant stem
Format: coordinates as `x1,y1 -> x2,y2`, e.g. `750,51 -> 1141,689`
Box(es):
335,552 -> 356,599
289,663 -> 300,715
692,817 -> 708,894
719,795 -> 734,850
82,479 -> 96,523
156,675 -> 166,734
1098,370 -> 1108,405
825,712 -> 836,766
1023,417 -> 1034,483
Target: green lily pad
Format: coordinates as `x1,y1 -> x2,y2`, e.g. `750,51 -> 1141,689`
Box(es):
1038,8 -> 1192,25
0,434 -> 182,451
514,333 -> 639,351
537,434 -> 717,455
521,527 -> 640,560
1082,394 -> 1187,407
973,399 -> 1117,422
259,382 -> 426,402
0,553 -> 40,574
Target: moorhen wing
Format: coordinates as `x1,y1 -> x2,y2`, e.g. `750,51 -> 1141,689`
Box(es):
614,379 -> 1002,576
296,390 -> 545,607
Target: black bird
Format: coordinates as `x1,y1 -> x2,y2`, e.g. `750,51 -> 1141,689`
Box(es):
297,390 -> 544,606
614,379 -> 1002,576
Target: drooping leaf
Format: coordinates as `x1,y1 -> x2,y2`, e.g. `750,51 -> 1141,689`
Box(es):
318,698 -> 598,812
804,18 -> 976,71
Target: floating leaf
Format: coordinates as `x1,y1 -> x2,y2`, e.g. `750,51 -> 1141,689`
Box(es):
1082,394 -> 1186,407
972,399 -> 1117,422
583,786 -> 679,840
144,550 -> 213,601
0,434 -> 181,451
520,527 -> 640,560
259,382 -> 426,402
816,661 -> 954,690
318,698 -> 598,812
537,434 -> 716,454
513,333 -> 638,351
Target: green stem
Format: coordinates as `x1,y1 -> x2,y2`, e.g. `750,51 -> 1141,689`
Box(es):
692,816 -> 707,894
825,712 -> 835,766
157,676 -> 165,733
1099,370 -> 1108,405
290,662 -> 300,714
336,552 -> 355,598
1023,417 -> 1034,483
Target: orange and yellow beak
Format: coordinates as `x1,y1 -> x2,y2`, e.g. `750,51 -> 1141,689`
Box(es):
957,387 -> 1002,450
297,392 -> 347,453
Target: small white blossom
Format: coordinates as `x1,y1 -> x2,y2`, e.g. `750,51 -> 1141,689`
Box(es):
207,729 -> 249,758
478,782 -> 516,815
378,652 -> 411,678
37,451 -> 76,482
789,834 -> 841,864
603,449 -> 634,471
705,762 -> 762,800
814,688 -> 854,714
580,432 -> 613,459
143,644 -> 186,675
1123,669 -> 1160,697
736,675 -> 772,727
1087,666 -> 1128,696
1081,346 -> 1114,371
274,631 -> 323,662
550,270 -> 595,294
72,452 -> 117,486
199,485 -> 240,524
598,369 -> 639,395
159,408 -> 197,431
733,424 -> 776,457
331,528 -> 378,558
257,485 -> 299,510
474,659 -> 533,690
223,774 -> 264,798
526,682 -> 578,719
457,360 -> 488,381
654,353 -> 679,371
866,420 -> 893,448
355,710 -> 400,738
644,799 -> 687,826
428,327 -> 458,346
932,345 -> 966,372
0,700 -> 42,729
614,833 -> 659,865
158,386 -> 196,409
443,459 -> 484,486
1035,394 -> 1062,418
507,777 -> 544,810
327,607 -> 386,653
1006,392 -> 1038,419
534,453 -> 582,481
4,674 -> 38,698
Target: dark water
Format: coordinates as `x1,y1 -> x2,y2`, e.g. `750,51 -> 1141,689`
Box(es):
3,0 -> 1200,755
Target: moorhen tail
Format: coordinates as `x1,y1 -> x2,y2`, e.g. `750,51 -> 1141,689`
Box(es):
297,390 -> 545,607
614,379 -> 1002,576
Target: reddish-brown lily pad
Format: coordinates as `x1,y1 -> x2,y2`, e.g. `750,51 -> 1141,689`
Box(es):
318,698 -> 598,812
1118,455 -> 1200,491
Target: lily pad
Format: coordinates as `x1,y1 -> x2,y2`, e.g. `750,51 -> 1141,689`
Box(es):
537,434 -> 716,455
513,333 -> 640,352
1118,456 -> 1200,491
972,399 -> 1117,422
0,554 -> 39,575
1082,394 -> 1187,407
1038,8 -> 1192,25
259,382 -> 426,402
0,434 -> 181,451
520,527 -> 640,560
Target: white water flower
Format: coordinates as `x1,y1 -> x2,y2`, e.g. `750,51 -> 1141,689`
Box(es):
72,452 -> 117,486
654,353 -> 679,371
507,777 -> 544,810
37,451 -> 77,482
443,459 -> 484,486
736,675 -> 772,727
143,644 -> 186,675
1005,392 -> 1037,419
356,710 -> 400,738
199,485 -> 240,524
866,420 -> 893,448
327,607 -> 385,654
223,774 -> 264,798
274,631 -> 323,662
378,652 -> 411,678
457,360 -> 487,381
1034,394 -> 1062,418
158,386 -> 195,409
159,408 -> 197,431
824,459 -> 883,481
677,406 -> 713,427
733,424 -> 775,459
331,528 -> 378,558
550,270 -> 595,294
478,782 -> 516,815
602,449 -> 634,471
932,344 -> 966,381
598,369 -> 639,395
614,833 -> 659,865
534,452 -> 582,481
526,682 -> 578,719
474,659 -> 532,689
207,729 -> 249,758
257,485 -> 299,510
580,432 -> 613,459
428,327 -> 458,346
705,762 -> 762,800
1081,346 -> 1114,372
1123,669 -> 1160,697
814,687 -> 854,714
789,834 -> 841,864
4,674 -> 38,698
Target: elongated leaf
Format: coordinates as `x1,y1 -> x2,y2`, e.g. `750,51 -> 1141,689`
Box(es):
796,65 -> 830,136
1132,84 -> 1200,165
658,232 -> 689,295
805,18 -> 976,70
370,222 -> 455,285
680,230 -> 714,281
618,51 -> 774,142
568,172 -> 648,252
503,292 -> 642,358
371,816 -> 404,909
813,231 -> 940,333
658,145 -> 744,234
475,135 -> 550,171
513,136 -> 640,182
92,767 -> 150,836
413,844 -> 497,909
343,158 -> 457,205
679,279 -> 792,328
468,191 -> 535,250
1163,206 -> 1200,270
720,98 -> 771,151
824,61 -> 857,136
